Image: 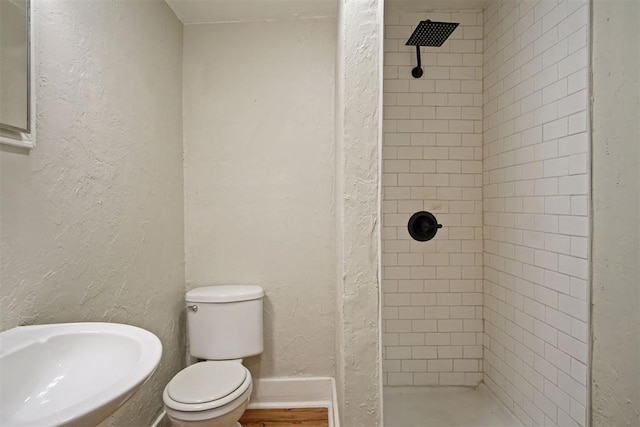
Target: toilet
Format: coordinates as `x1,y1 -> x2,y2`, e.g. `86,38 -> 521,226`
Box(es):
163,285 -> 264,427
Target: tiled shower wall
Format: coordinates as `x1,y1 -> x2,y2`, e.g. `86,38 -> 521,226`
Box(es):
482,0 -> 590,426
382,9 -> 485,387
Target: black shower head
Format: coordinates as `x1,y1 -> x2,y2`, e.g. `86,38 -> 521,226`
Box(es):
406,20 -> 460,47
405,20 -> 460,78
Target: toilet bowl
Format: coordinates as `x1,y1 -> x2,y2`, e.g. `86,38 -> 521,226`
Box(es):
163,285 -> 264,427
163,361 -> 252,427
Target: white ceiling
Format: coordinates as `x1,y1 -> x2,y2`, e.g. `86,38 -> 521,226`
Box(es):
388,0 -> 491,12
165,0 -> 337,24
166,0 -> 491,24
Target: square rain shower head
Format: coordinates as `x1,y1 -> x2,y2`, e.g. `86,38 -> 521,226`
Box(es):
405,20 -> 460,78
406,20 -> 460,47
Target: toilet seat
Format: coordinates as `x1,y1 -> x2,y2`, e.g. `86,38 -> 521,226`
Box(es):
163,361 -> 252,413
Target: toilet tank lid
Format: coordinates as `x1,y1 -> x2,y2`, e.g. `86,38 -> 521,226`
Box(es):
186,285 -> 264,303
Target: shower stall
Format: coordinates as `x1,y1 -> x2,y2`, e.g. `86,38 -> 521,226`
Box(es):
381,0 -> 590,426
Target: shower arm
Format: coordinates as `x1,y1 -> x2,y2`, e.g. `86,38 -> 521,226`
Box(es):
412,46 -> 423,78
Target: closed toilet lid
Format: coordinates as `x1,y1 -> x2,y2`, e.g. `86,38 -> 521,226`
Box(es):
167,361 -> 247,404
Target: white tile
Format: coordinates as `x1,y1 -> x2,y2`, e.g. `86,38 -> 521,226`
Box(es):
385,79 -> 410,93
422,93 -> 449,106
559,175 -> 588,195
412,346 -> 438,359
387,372 -> 414,385
557,409 -> 581,427
399,332 -> 426,345
544,269 -> 572,294
545,195 -> 571,214
545,341 -> 572,373
568,153 -> 588,175
450,40 -> 477,53
387,346 -> 412,359
440,373 -> 467,385
464,26 -> 484,40
535,285 -> 559,309
559,371 -> 587,405
413,319 -> 438,332
567,29 -> 586,58
543,117 -> 568,140
558,332 -> 587,364
461,80 -> 483,93
409,79 -> 436,93
412,293 -> 437,306
559,132 -> 588,155
535,102 -> 559,126
545,379 -> 572,414
571,318 -> 588,343
559,216 -> 588,237
402,359 -> 428,372
543,39 -> 568,69
397,119 -> 424,133
450,68 -> 477,81
570,358 -> 587,386
570,237 -> 587,258
429,359 -> 453,372
542,78 -> 568,105
559,4 -> 588,39
571,399 -> 587,427
542,0 -> 568,32
386,293 -> 412,306
534,319 -> 558,345
454,359 -> 479,372
438,346 -> 464,359
535,177 -> 558,196
559,293 -> 588,321
558,89 -> 586,117
412,373 -> 440,385
558,47 -> 587,79
397,93 -> 424,106
568,112 -> 587,134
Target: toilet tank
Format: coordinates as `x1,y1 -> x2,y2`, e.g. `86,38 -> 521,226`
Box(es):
186,285 -> 264,360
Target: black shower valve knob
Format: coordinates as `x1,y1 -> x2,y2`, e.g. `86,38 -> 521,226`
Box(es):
408,211 -> 443,242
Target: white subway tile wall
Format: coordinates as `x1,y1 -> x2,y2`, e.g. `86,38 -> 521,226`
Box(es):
383,9 -> 485,387
483,0 -> 589,426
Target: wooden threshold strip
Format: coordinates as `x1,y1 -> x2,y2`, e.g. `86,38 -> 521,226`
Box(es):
239,407 -> 329,427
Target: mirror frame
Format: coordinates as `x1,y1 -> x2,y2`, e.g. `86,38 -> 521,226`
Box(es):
0,0 -> 36,150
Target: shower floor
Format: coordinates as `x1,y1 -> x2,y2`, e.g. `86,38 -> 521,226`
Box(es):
383,385 -> 522,427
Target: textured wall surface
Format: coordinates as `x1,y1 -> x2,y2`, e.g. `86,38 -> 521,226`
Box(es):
591,0 -> 640,425
183,18 -> 337,379
0,1 -> 185,425
482,0 -> 590,426
335,0 -> 382,424
382,7 -> 484,387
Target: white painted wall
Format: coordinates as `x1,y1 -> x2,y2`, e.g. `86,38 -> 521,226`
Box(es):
334,0 -> 383,424
382,7 -> 485,387
183,18 -> 337,379
482,0 -> 590,426
0,1 -> 185,425
591,0 -> 640,425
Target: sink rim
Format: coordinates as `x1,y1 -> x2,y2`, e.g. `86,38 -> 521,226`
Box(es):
0,322 -> 163,427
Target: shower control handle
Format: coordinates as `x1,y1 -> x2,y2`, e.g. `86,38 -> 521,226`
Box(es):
408,211 -> 443,242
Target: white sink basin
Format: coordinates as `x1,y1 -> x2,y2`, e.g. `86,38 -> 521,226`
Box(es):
0,322 -> 162,426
